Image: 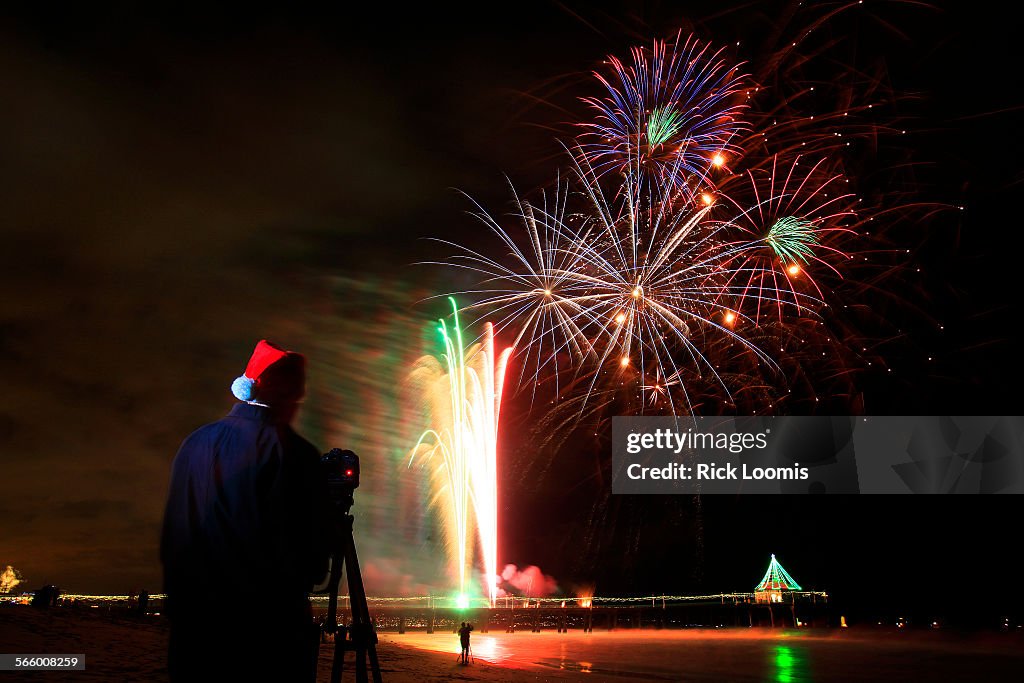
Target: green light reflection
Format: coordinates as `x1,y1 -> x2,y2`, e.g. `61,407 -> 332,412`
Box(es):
773,644 -> 810,683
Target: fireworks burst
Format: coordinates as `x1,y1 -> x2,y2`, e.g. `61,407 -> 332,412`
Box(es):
577,31 -> 749,197
433,18 -> 922,419
765,217 -> 819,265
440,149 -> 825,416
407,298 -> 511,605
715,154 -> 861,319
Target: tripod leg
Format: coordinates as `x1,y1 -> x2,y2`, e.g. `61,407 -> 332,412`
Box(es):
310,618 -> 322,683
354,623 -> 368,683
332,624 -> 348,683
323,546 -> 349,683
343,522 -> 383,683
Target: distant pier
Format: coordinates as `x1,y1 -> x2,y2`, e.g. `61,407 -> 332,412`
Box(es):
311,591 -> 830,632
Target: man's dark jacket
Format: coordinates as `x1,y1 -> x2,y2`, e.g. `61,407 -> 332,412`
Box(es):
160,403 -> 331,678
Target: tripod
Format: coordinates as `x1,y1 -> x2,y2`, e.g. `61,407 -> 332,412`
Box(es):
457,642 -> 474,665
316,510 -> 383,683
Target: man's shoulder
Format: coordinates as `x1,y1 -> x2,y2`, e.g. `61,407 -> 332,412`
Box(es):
282,427 -> 321,458
175,414 -> 247,455
182,415 -> 235,442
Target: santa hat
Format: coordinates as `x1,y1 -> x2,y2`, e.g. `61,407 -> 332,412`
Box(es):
230,340 -> 305,402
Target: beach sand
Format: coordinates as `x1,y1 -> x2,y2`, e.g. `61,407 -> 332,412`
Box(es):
3,605 -> 1023,682
0,606 -> 577,682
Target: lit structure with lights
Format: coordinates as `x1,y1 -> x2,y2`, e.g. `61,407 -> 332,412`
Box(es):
754,554 -> 803,603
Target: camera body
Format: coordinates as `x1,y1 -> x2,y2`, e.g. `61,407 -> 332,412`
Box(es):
320,448 -> 360,513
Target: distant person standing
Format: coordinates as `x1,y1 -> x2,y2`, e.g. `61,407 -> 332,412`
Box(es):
31,585 -> 58,608
137,589 -> 149,617
160,340 -> 332,682
458,621 -> 474,663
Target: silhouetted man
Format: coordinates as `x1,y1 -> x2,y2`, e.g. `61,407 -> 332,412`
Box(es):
458,621 -> 473,663
31,585 -> 58,608
161,340 -> 332,682
137,589 -> 149,617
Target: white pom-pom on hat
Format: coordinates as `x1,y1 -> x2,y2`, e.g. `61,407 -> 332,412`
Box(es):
231,375 -> 255,401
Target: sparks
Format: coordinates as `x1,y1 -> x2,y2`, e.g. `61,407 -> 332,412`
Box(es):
577,31 -> 749,197
432,25 -> 903,420
766,216 -> 821,265
408,298 -> 512,606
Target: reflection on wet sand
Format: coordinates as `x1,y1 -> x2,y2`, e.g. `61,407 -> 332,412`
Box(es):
382,629 -> 1023,682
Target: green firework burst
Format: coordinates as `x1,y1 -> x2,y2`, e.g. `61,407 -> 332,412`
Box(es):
765,216 -> 820,264
646,106 -> 685,147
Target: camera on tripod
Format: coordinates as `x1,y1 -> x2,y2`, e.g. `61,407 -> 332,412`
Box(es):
314,447 -> 382,683
321,448 -> 360,513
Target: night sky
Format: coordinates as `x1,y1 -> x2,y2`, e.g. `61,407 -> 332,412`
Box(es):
2,2 -> 1021,622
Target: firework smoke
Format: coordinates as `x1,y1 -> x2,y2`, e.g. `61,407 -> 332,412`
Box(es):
1,565 -> 22,594
496,563 -> 559,598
